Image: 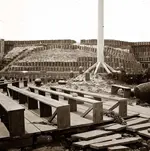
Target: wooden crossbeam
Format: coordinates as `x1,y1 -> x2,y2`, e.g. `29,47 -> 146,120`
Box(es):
109,102 -> 119,111
48,110 -> 57,123
81,106 -> 93,118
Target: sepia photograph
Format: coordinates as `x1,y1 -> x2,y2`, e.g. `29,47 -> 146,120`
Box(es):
0,0 -> 150,150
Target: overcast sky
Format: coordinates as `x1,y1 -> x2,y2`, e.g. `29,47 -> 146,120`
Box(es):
0,0 -> 150,42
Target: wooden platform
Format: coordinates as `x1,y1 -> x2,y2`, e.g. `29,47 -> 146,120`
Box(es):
0,91 -> 146,139
1,85 -> 150,150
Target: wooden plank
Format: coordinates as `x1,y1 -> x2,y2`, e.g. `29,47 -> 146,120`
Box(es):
100,117 -> 149,131
50,85 -> 125,101
33,123 -> 56,132
71,130 -> 113,140
24,109 -> 57,132
73,134 -> 122,148
0,92 -> 24,111
8,85 -> 66,108
108,146 -> 130,151
98,123 -> 117,130
0,122 -> 10,140
126,118 -> 149,126
105,124 -> 126,131
127,123 -> 150,132
138,130 -> 150,138
25,123 -> 40,134
24,109 -> 44,123
90,137 -> 142,149
29,85 -> 100,104
112,84 -> 131,90
70,113 -> 93,127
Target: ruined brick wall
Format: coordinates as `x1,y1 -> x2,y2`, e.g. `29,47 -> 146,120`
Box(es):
0,39 -> 4,59
4,39 -> 76,55
5,39 -> 76,46
131,44 -> 150,68
80,39 -> 133,48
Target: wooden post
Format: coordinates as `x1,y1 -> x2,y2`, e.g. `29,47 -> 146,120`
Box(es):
93,102 -> 103,124
12,81 -> 19,88
57,105 -> 70,129
29,87 -> 35,93
12,90 -> 19,100
39,90 -> 46,96
68,98 -> 77,112
51,93 -> 59,100
19,94 -> 27,104
77,93 -> 84,104
119,99 -> 127,118
23,80 -> 28,87
28,97 -> 38,109
8,110 -> 25,136
3,84 -> 7,92
40,102 -> 52,117
50,87 -> 56,91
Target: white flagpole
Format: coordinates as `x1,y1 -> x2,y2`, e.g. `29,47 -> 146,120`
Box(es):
97,0 -> 104,63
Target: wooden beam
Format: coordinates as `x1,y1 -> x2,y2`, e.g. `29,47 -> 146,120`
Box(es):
38,90 -> 46,96
93,102 -> 103,124
81,106 -> 93,118
19,93 -> 27,104
109,102 -> 119,111
90,137 -> 142,149
48,110 -> 57,123
40,102 -> 52,117
27,97 -> 38,109
68,98 -> 77,112
57,105 -> 70,129
119,100 -> 127,118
